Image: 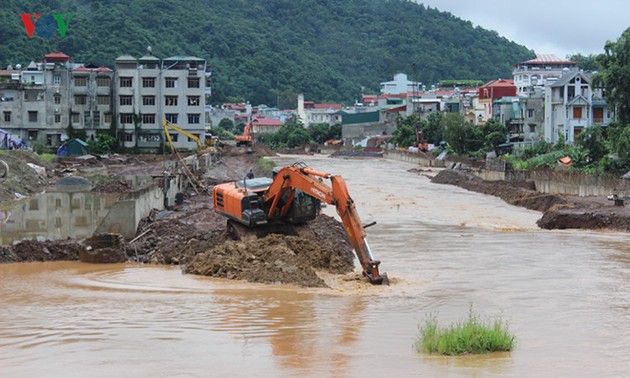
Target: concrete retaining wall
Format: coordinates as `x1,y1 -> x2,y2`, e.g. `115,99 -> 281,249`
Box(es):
383,151 -> 447,167
384,151 -> 630,197
95,185 -> 164,239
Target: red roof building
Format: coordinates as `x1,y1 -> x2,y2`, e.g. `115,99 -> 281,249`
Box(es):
44,51 -> 71,62
478,79 -> 516,100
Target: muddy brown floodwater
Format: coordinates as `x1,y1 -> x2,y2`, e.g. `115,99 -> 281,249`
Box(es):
2,155 -> 630,377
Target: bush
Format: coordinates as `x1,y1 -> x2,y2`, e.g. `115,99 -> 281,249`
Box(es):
416,306 -> 515,355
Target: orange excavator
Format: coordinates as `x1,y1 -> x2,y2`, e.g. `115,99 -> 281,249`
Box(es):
212,162 -> 387,285
235,122 -> 254,147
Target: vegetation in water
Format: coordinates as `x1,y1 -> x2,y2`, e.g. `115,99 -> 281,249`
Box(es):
416,306 -> 515,355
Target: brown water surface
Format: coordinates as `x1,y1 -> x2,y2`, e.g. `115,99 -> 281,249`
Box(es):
1,156 -> 629,377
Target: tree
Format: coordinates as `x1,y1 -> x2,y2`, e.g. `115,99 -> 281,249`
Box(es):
594,27 -> 630,124
568,53 -> 600,72
442,113 -> 483,154
308,123 -> 331,144
576,125 -> 608,162
391,114 -> 423,147
481,118 -> 508,152
218,118 -> 234,131
423,111 -> 444,144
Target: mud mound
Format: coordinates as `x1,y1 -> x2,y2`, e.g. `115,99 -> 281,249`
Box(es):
185,233 -> 351,288
0,240 -> 83,263
92,179 -> 132,193
431,169 -> 559,212
537,210 -> 630,230
0,150 -> 52,203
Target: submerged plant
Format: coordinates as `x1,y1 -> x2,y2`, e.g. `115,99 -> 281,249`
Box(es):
416,305 -> 515,355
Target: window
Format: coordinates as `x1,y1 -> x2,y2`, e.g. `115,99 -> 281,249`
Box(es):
573,106 -> 583,119
188,77 -> 200,88
75,95 -> 87,105
53,74 -> 61,85
72,112 -> 79,124
75,216 -> 88,227
93,111 -> 100,126
143,96 -> 155,106
188,113 -> 200,124
84,111 -> 91,126
188,134 -> 200,142
165,113 -> 178,124
165,77 -> 177,88
74,76 -> 87,86
165,96 -> 178,106
125,133 -> 133,142
187,96 -> 200,106
170,133 -> 179,142
119,95 -> 133,106
54,93 -> 61,104
104,113 -> 112,124
142,114 -> 155,124
527,109 -> 535,118
142,77 -> 155,88
54,114 -> 61,123
120,113 -> 133,124
206,77 -> 212,87
29,199 -> 39,210
119,77 -> 132,87
3,111 -> 11,123
97,95 -> 110,105
28,111 -> 37,122
28,130 -> 38,141
96,77 -> 110,87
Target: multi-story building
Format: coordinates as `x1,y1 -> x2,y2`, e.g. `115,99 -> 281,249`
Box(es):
513,54 -> 575,96
544,69 -> 613,144
70,65 -> 114,138
380,73 -> 421,95
0,52 -> 115,147
114,54 -> 208,150
477,79 -> 517,124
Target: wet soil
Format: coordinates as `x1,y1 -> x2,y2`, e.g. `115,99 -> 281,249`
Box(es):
431,169 -> 630,231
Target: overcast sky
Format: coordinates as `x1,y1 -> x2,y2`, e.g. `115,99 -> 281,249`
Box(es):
417,0 -> 629,59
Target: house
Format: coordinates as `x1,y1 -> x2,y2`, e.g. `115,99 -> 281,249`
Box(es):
296,94 -> 343,127
477,79 -> 516,124
513,54 -> 575,96
380,73 -> 421,95
250,117 -> 284,134
543,69 -> 612,144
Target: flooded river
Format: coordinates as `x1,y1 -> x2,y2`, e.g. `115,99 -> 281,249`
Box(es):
2,156 -> 630,377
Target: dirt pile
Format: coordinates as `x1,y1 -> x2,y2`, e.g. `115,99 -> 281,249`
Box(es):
130,204 -> 356,287
0,239 -> 83,263
92,179 -> 133,193
431,169 -> 630,231
0,150 -> 53,203
185,231 -> 354,288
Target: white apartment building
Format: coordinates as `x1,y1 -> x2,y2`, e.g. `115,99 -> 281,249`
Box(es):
114,54 -> 209,150
513,54 -> 575,96
380,73 -> 421,95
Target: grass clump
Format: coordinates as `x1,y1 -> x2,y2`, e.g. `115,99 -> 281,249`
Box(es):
416,306 -> 515,355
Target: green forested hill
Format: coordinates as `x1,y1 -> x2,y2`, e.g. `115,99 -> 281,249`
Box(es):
0,0 -> 533,106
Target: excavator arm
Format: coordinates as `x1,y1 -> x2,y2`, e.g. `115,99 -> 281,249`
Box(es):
264,163 -> 387,285
162,119 -> 208,153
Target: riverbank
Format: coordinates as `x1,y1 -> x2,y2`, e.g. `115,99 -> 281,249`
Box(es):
430,168 -> 630,231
